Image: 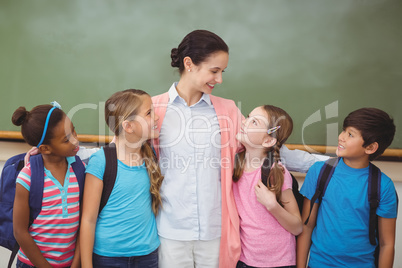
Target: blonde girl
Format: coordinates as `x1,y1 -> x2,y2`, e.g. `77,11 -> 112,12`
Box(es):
80,89 -> 163,268
233,105 -> 302,268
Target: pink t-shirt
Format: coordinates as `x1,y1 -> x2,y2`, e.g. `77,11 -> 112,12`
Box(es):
233,163 -> 296,267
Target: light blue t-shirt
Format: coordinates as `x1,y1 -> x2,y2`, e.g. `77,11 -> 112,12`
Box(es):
300,158 -> 398,268
86,148 -> 159,257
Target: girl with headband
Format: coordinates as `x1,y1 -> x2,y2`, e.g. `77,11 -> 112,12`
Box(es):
11,102 -> 83,268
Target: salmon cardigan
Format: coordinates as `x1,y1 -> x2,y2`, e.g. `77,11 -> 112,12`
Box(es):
152,92 -> 242,268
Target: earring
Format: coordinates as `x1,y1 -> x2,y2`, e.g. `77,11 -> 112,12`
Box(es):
188,69 -> 191,72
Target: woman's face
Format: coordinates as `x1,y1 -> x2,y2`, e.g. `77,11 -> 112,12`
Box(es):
189,51 -> 229,95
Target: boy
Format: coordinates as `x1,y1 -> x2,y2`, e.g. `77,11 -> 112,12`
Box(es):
297,108 -> 398,268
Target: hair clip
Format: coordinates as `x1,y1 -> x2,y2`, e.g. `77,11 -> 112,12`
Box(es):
267,126 -> 281,135
51,101 -> 62,109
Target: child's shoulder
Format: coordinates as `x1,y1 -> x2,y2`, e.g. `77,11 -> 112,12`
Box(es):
15,163 -> 33,190
86,147 -> 106,167
378,169 -> 396,193
308,160 -> 327,174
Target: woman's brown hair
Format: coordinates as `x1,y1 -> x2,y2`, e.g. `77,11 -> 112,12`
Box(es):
171,29 -> 229,74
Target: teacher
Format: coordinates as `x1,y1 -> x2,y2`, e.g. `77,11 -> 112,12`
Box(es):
151,29 -> 325,268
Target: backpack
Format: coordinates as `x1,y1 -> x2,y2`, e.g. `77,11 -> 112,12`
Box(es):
0,153 -> 85,268
260,156 -> 304,214
304,157 -> 399,267
98,143 -> 158,214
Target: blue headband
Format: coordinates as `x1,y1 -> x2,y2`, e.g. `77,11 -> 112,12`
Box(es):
36,101 -> 62,148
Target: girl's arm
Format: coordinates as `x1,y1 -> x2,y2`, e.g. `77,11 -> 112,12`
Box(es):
71,207 -> 82,268
71,232 -> 81,268
296,198 -> 318,268
24,146 -> 100,165
378,216 -> 396,268
80,173 -> 103,268
13,184 -> 52,268
254,180 -> 302,236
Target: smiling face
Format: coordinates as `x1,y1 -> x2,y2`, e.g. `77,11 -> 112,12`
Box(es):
125,95 -> 159,144
187,51 -> 229,95
236,106 -> 272,149
337,126 -> 372,167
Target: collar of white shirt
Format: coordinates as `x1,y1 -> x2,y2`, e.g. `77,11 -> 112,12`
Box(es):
168,82 -> 212,107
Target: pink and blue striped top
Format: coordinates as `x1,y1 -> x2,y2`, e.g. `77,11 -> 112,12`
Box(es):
16,156 -> 81,267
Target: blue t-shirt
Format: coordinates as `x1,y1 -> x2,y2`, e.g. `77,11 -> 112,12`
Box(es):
300,158 -> 397,268
86,148 -> 160,257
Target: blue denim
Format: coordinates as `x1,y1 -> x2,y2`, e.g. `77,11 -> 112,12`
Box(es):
93,249 -> 158,268
16,259 -> 70,268
236,260 -> 295,268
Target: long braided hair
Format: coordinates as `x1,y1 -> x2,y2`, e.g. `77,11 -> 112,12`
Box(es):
233,105 -> 293,206
105,89 -> 164,215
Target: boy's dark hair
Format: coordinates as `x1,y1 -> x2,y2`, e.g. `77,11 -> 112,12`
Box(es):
171,29 -> 229,74
343,107 -> 395,160
12,105 -> 65,147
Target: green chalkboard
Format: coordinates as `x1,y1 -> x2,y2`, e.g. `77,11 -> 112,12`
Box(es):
1,0 -> 401,148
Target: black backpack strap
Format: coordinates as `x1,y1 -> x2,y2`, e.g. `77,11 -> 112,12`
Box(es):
368,163 -> 381,246
99,143 -> 118,214
71,156 -> 86,203
29,154 -> 45,221
305,157 -> 339,225
7,243 -> 19,268
261,153 -> 274,187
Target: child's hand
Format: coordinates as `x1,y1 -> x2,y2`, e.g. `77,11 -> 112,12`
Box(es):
254,180 -> 278,211
24,146 -> 39,165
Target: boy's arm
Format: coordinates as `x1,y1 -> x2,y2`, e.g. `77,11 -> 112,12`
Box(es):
13,184 -> 52,268
296,197 -> 318,268
378,216 -> 396,268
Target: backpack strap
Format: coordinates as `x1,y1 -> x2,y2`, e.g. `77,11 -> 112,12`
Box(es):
305,157 -> 339,225
261,154 -> 274,187
71,155 -> 86,202
7,243 -> 19,268
368,163 -> 381,246
7,155 -> 45,268
29,154 -> 45,221
99,143 -> 118,214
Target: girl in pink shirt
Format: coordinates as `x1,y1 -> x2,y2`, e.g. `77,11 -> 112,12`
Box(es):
233,105 -> 303,268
